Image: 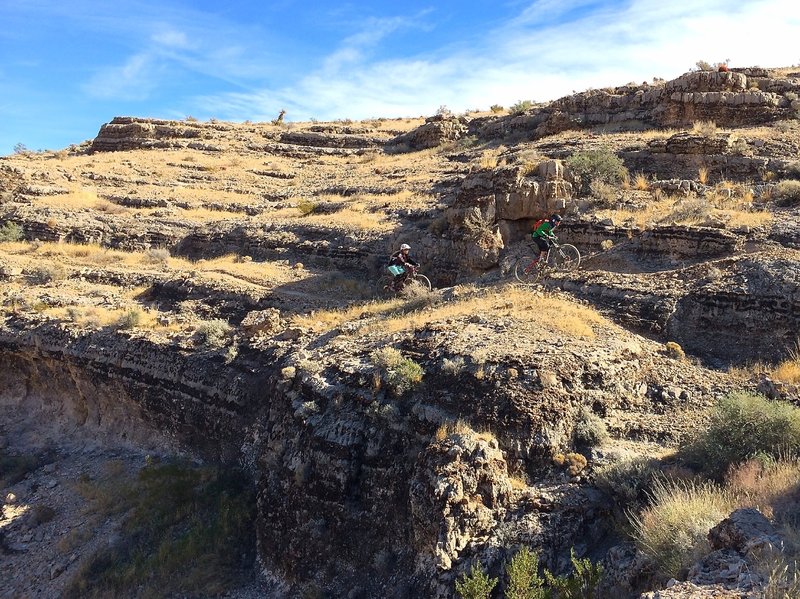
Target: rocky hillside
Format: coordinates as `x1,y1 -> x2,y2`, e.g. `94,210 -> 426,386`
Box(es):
1,66 -> 800,598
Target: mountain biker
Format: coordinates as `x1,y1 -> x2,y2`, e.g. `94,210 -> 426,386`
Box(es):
386,243 -> 420,290
528,214 -> 562,266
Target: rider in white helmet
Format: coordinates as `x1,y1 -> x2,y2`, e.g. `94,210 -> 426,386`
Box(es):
386,243 -> 420,290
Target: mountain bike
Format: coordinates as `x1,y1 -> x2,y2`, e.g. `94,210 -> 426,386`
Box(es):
375,266 -> 432,297
513,237 -> 581,284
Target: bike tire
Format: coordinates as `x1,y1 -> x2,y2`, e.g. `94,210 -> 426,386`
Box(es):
513,255 -> 542,284
375,275 -> 395,298
412,274 -> 432,291
549,244 -> 581,271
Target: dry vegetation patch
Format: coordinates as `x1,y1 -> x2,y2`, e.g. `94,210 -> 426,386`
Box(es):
296,285 -> 608,339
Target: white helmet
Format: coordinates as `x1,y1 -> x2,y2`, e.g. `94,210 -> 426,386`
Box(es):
400,243 -> 411,250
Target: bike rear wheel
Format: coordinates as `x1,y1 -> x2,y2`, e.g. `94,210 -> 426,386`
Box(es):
548,244 -> 581,271
375,275 -> 396,298
514,255 -> 542,284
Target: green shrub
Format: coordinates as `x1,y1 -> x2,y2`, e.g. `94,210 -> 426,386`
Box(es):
775,180 -> 800,205
64,462 -> 256,599
682,391 -> 800,478
594,457 -> 664,509
116,308 -> 143,330
664,341 -> 686,359
144,248 -> 170,264
442,356 -> 466,376
543,549 -> 604,599
371,347 -> 424,396
490,104 -> 504,114
565,149 -> 628,196
196,319 -> 232,348
456,563 -> 497,599
296,198 -> 318,216
629,478 -> 733,579
0,449 -> 45,486
506,546 -> 546,599
510,100 -> 534,115
29,264 -> 67,284
28,504 -> 56,527
0,221 -> 23,242
572,406 -> 609,447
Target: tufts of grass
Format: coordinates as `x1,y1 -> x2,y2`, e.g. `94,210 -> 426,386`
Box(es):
295,197 -> 318,216
553,452 -> 588,476
692,120 -> 719,137
629,477 -> 734,579
433,419 -> 473,442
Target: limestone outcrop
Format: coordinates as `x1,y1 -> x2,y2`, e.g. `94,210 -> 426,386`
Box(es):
468,68 -> 798,143
389,115 -> 469,151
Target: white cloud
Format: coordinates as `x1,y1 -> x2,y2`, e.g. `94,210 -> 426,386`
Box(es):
83,53 -> 157,100
151,26 -> 193,50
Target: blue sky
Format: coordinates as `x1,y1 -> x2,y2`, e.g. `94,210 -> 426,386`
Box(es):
1,0 -> 797,155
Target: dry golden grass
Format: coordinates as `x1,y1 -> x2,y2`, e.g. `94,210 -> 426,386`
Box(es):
508,475 -> 528,491
594,184 -> 772,229
638,128 -> 681,140
434,419 -> 472,441
727,458 -> 800,518
296,286 -> 607,339
0,241 -> 295,289
256,190 -> 429,231
177,207 -> 245,221
193,254 -> 288,283
292,296 -> 407,332
634,173 -> 649,191
44,304 -> 181,331
35,185 -> 100,209
304,207 -> 394,231
594,193 -> 677,228
698,166 -> 710,184
772,345 -> 800,384
692,120 -> 720,137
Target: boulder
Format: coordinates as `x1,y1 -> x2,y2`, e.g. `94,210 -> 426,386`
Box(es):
707,508 -> 783,554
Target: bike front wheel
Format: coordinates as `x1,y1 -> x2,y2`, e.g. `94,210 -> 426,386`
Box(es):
548,244 -> 581,272
513,255 -> 542,284
409,274 -> 432,292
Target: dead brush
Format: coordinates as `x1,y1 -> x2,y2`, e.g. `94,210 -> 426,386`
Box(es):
692,120 -> 719,137
772,342 -> 800,384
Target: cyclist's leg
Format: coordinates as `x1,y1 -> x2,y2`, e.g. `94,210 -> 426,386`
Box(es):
528,238 -> 548,269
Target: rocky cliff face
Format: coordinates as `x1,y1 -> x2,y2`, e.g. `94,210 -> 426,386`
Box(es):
0,299 -> 737,597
